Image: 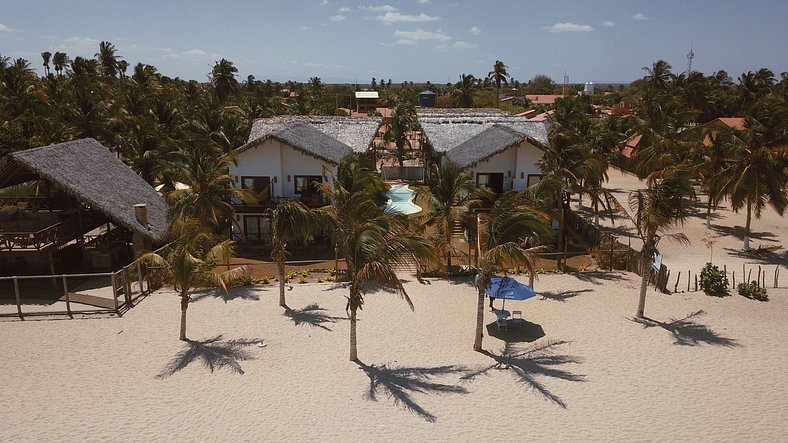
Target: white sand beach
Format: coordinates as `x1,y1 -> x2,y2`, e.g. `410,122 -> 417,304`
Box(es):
1,166 -> 786,442
1,268 -> 787,441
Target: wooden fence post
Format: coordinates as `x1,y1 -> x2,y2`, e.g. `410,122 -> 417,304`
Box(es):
137,262 -> 144,297
14,277 -> 22,319
694,274 -> 698,292
687,270 -> 691,292
111,273 -> 119,313
747,269 -> 752,284
63,276 -> 71,317
732,271 -> 735,288
757,266 -> 762,288
674,272 -> 681,293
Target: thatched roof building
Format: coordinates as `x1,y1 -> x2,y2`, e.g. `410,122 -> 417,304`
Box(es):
417,108 -> 549,153
0,138 -> 168,244
239,116 -> 382,154
446,124 -> 530,168
236,122 -> 352,164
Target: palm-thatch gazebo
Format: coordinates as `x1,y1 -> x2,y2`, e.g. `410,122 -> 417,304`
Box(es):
0,138 -> 168,275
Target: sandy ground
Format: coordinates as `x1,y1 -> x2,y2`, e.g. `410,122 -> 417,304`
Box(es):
578,167 -> 788,286
1,270 -> 787,442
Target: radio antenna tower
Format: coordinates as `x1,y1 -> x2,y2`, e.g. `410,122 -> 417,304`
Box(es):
562,73 -> 569,96
686,45 -> 695,75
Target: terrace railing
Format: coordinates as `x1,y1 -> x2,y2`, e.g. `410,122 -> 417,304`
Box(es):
0,210 -> 104,252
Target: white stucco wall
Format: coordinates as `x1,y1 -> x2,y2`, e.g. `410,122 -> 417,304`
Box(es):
230,139 -> 283,196
513,141 -> 544,190
466,140 -> 544,191
280,145 -> 336,197
229,139 -> 337,198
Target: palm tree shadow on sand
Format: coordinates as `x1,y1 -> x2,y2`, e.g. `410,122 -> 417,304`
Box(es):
356,361 -> 469,423
190,286 -> 264,303
283,303 -> 347,331
157,335 -> 265,378
461,340 -> 585,409
629,310 -> 740,347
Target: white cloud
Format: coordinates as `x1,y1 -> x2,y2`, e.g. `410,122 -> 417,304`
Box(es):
453,41 -> 476,49
547,22 -> 594,32
300,25 -> 310,30
393,28 -> 451,42
339,6 -> 350,11
321,0 -> 328,4
162,48 -> 219,63
361,5 -> 397,12
469,26 -> 481,35
376,11 -> 440,24
418,0 -> 430,3
329,14 -> 347,21
55,36 -> 101,51
632,13 -> 649,21
601,21 -> 615,27
0,24 -> 15,32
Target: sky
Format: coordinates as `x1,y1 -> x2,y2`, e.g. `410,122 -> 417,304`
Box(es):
2,0 -> 787,85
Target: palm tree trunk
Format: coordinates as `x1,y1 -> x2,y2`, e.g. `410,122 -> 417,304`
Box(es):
636,256 -> 652,318
179,290 -> 189,341
278,259 -> 286,306
446,226 -> 453,272
349,305 -> 358,361
706,193 -> 713,228
473,283 -> 486,351
744,198 -> 752,250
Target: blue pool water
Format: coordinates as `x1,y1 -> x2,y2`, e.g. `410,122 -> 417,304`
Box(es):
385,185 -> 422,215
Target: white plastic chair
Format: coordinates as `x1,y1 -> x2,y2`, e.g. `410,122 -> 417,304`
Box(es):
496,317 -> 508,331
512,310 -> 523,327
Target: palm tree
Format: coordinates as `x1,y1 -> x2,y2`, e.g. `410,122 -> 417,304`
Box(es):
451,74 -> 476,107
134,219 -> 246,340
383,101 -> 418,178
269,199 -> 322,307
473,192 -> 551,351
211,58 -> 239,104
488,60 -> 509,105
714,113 -> 788,250
613,173 -> 695,318
95,41 -> 120,78
320,156 -> 438,361
166,146 -> 255,233
422,161 -> 476,272
52,51 -> 68,77
41,51 -> 51,77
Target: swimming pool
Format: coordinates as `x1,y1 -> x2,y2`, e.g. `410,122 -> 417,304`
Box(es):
385,185 -> 422,215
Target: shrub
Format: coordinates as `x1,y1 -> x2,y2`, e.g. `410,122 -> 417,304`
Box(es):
699,262 -> 729,296
738,281 -> 768,301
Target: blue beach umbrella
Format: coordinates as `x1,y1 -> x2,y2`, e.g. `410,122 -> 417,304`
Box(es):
485,277 -> 536,310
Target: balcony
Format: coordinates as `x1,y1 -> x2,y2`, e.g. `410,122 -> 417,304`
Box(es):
0,207 -> 105,252
232,195 -> 329,214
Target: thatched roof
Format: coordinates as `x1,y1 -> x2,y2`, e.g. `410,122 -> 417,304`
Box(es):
446,125 -> 528,167
241,122 -> 352,164
239,116 -> 382,154
417,108 -> 549,153
0,139 -> 168,244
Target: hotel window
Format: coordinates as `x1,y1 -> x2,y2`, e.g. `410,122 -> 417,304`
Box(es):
294,175 -> 323,198
241,176 -> 271,202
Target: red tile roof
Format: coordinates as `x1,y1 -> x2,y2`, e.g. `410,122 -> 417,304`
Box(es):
709,117 -> 746,131
525,94 -> 564,105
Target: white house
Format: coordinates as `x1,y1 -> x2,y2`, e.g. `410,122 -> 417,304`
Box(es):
417,108 -> 550,193
229,116 -> 380,242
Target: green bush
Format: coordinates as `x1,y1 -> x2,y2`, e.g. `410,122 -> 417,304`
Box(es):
699,262 -> 729,296
737,281 -> 768,301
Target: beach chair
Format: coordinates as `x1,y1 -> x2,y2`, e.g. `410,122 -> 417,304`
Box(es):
512,310 -> 523,327
496,317 -> 508,331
